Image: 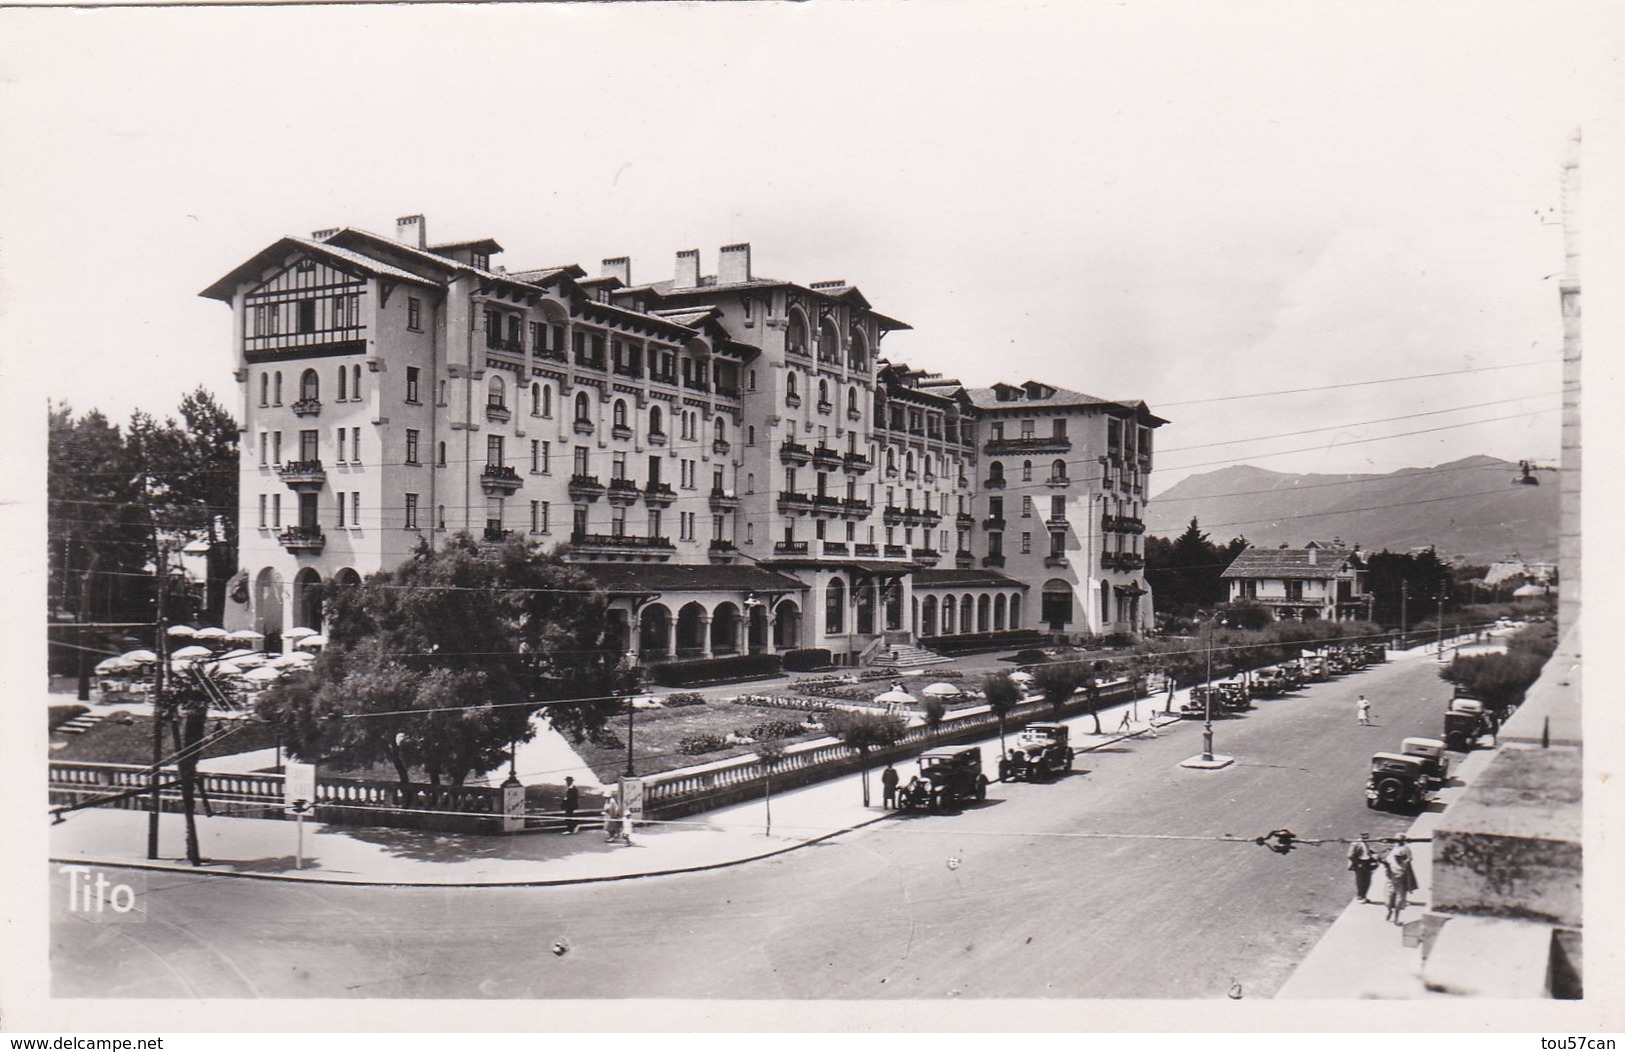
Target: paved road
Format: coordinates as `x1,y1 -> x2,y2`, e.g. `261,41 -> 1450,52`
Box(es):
51,652 -> 1459,999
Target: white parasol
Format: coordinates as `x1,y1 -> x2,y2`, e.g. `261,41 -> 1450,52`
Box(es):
284,626 -> 319,641
196,627 -> 233,641
166,624 -> 198,638
294,634 -> 327,650
243,665 -> 284,682
222,628 -> 261,643
121,649 -> 158,664
1008,670 -> 1036,685
874,689 -> 915,706
216,649 -> 257,662
171,645 -> 214,660
95,657 -> 135,675
922,682 -> 963,698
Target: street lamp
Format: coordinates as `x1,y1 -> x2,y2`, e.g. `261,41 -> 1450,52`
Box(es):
1202,614 -> 1215,762
624,693 -> 636,778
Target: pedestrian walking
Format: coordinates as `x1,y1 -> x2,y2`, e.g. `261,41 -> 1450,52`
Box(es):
561,776 -> 579,835
1357,695 -> 1372,726
1383,835 -> 1420,924
1117,707 -> 1134,734
882,764 -> 900,808
1346,832 -> 1381,903
1165,676 -> 1176,714
619,802 -> 636,846
602,795 -> 621,843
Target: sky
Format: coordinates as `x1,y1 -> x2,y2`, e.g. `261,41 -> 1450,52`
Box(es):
2,1 -> 1618,496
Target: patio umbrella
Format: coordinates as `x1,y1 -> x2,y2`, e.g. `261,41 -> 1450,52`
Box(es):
223,628 -> 261,643
284,626 -> 319,641
216,649 -> 256,662
922,682 -> 963,698
874,689 -> 915,706
121,649 -> 158,664
166,625 -> 198,638
222,653 -> 268,670
243,665 -> 284,682
1008,670 -> 1036,685
268,653 -> 311,669
172,645 -> 214,660
294,633 -> 327,650
95,657 -> 134,675
196,627 -> 233,641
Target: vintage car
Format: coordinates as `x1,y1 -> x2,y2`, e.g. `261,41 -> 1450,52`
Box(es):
1251,667 -> 1291,697
1363,642 -> 1389,664
1278,661 -> 1307,689
999,723 -> 1075,782
1366,752 -> 1431,812
1300,655 -> 1329,682
897,746 -> 990,812
1444,697 -> 1494,750
1401,736 -> 1451,789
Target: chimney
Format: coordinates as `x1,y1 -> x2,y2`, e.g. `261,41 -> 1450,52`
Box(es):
311,227 -> 338,241
602,256 -> 631,285
395,214 -> 427,249
674,248 -> 700,289
718,243 -> 752,285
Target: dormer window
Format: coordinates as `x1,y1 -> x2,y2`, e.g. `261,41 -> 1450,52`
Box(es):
471,251 -> 489,271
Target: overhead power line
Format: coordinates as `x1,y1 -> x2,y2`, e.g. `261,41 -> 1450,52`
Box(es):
1155,357 -> 1553,408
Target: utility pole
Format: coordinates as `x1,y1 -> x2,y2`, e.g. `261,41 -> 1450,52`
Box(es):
1436,588 -> 1447,661
147,544 -> 169,860
1400,582 -> 1409,651
1202,614 -> 1215,762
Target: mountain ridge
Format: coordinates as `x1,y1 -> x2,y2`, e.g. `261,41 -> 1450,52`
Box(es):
1147,457 -> 1558,564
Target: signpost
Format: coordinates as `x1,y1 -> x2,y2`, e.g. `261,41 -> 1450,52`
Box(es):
284,761 -> 317,870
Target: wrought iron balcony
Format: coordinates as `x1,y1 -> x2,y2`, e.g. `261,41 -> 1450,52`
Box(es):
1045,515 -> 1069,529
708,539 -> 738,561
884,544 -> 908,559
715,385 -> 740,401
812,494 -> 842,515
1046,475 -> 1071,488
486,403 -> 511,423
982,476 -> 1006,489
984,436 -> 1072,456
278,525 -> 325,552
482,526 -> 513,543
612,424 -> 634,440
811,446 -> 842,468
777,492 -> 815,513
982,515 -> 1006,530
918,509 -> 942,527
643,482 -> 677,506
883,506 -> 905,525
567,474 -> 604,501
611,363 -> 644,380
479,464 -> 523,494
606,477 -> 641,506
840,498 -> 872,517
1044,555 -> 1069,569
854,543 -> 879,557
955,550 -> 975,568
773,540 -> 810,556
278,459 -> 327,489
683,379 -> 711,394
842,452 -> 872,473
911,548 -> 941,567
708,488 -> 740,511
712,439 -> 731,456
779,441 -> 811,464
570,532 -> 675,558
982,554 -> 1006,568
821,541 -> 850,557
291,398 -> 322,418
956,512 -> 975,527
573,418 -> 596,435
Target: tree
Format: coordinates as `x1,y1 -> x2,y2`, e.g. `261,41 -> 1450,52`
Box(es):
756,739 -> 787,837
979,672 -> 1022,755
258,534 -> 623,798
165,389 -> 240,624
1033,661 -> 1084,723
919,694 -> 947,741
1145,518 -> 1246,617
825,709 -> 908,806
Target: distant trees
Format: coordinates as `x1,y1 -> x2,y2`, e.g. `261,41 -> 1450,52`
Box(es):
257,534 -> 628,798
1364,548 -> 1454,628
1145,518 -> 1247,618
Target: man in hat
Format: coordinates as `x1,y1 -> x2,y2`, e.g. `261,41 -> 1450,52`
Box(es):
1347,832 -> 1381,903
1383,834 -> 1420,924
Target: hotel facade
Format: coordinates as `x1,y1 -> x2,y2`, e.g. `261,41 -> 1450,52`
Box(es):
203,217 -> 1165,664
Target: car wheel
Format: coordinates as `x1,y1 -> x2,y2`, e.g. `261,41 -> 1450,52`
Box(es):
1375,778 -> 1406,808
975,778 -> 988,801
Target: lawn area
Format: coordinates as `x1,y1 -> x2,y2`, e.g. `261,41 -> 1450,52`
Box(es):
571,694 -> 833,783
48,711 -> 283,765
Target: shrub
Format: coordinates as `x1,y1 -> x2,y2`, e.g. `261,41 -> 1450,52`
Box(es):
748,719 -> 807,741
1007,649 -> 1051,665
650,653 -> 782,687
782,648 -> 834,672
664,692 -> 708,707
677,733 -> 730,755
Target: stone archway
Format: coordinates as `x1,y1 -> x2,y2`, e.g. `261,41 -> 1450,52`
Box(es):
921,595 -> 939,637
292,567 -> 324,631
977,594 -> 991,632
711,602 -> 742,656
639,603 -> 672,660
1009,593 -> 1022,630
773,599 -> 802,650
993,593 -> 1007,631
748,602 -> 770,653
676,601 -> 707,658
960,595 -> 974,634
253,567 -> 284,648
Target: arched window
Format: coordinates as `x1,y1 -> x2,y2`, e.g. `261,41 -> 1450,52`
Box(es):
1022,460 -> 1033,482
848,326 -> 869,370
819,318 -> 841,362
273,371 -> 283,405
847,388 -> 858,415
1052,459 -> 1067,482
818,379 -> 830,406
531,383 -> 542,415
649,404 -> 664,436
786,373 -> 799,402
825,577 -> 846,635
906,451 -> 916,475
542,385 -> 553,417
886,448 -> 896,472
575,391 -> 591,422
747,425 -> 756,446
487,374 -> 505,408
1009,594 -> 1022,630
714,417 -> 726,442
613,399 -> 628,428
353,364 -> 361,401
1100,580 -> 1111,624
337,366 -> 348,402
746,473 -> 755,493
300,369 -> 319,401
786,310 -> 809,356
988,461 -> 1004,483
259,373 -> 269,406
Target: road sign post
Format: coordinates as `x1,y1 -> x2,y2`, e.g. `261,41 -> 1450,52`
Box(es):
284,762 -> 317,870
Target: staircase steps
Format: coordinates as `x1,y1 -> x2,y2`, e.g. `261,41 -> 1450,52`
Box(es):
57,714 -> 105,736
868,643 -> 953,671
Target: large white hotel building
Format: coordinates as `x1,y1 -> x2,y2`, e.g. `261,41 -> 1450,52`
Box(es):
203,216 -> 1164,665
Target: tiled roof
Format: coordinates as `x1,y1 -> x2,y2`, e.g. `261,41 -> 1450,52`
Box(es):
577,563 -> 806,595
911,568 -> 1028,589
1221,546 -> 1358,580
960,385 -> 1116,411
199,236 -> 443,302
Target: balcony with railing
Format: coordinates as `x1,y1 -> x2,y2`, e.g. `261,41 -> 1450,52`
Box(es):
812,494 -> 842,516
643,481 -> 677,506
291,397 -> 322,418
982,515 -> 1006,530
842,452 -> 872,474
487,335 -> 524,354
479,464 -> 523,494
1044,554 -> 1069,568
1046,474 -> 1071,488
568,474 -> 605,501
708,488 -> 740,511
712,438 -> 732,456
784,393 -> 802,408
854,543 -> 879,557
715,385 -> 740,401
612,363 -> 644,380
955,549 -> 975,568
777,491 -> 815,513
811,445 -> 842,469
985,436 -> 1072,456
574,352 -> 607,371
278,525 -> 326,553
647,430 -> 668,447
537,345 -> 567,363
570,532 -> 675,559
708,539 -> 738,561
1045,515 -> 1069,530
956,512 -> 975,527
779,441 -> 811,464
918,509 -> 942,528
883,506 -> 905,525
607,477 -> 641,506
884,544 -> 908,559
773,540 -> 810,556
611,424 -> 634,440
911,548 -> 941,567
572,417 -> 596,435
1100,551 -> 1145,571
649,371 -> 678,386
482,526 -> 513,543
982,476 -> 1006,489
821,541 -> 850,557
982,553 -> 1005,568
1101,514 -> 1147,534
486,401 -> 511,423
277,459 -> 326,489
683,378 -> 711,394
847,406 -> 862,422
840,497 -> 872,518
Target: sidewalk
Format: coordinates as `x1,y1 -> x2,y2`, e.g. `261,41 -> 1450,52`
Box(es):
48,687 -> 1177,887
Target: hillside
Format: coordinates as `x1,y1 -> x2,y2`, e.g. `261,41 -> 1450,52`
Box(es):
1146,456 -> 1560,564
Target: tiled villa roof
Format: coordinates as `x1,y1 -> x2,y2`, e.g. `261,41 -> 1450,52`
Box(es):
1220,546 -> 1360,580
